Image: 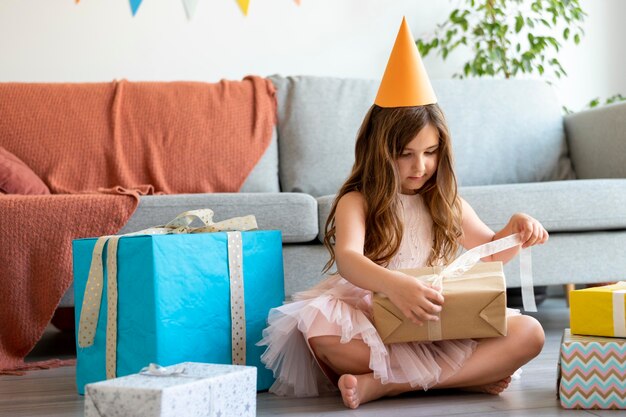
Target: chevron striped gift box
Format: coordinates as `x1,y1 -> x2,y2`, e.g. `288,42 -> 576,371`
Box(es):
557,329 -> 626,409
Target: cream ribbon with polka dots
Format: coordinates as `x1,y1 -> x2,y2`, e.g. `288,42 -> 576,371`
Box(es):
77,209 -> 257,379
227,232 -> 246,365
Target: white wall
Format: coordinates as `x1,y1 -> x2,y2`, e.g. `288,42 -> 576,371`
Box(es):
0,0 -> 623,110
555,0 -> 626,110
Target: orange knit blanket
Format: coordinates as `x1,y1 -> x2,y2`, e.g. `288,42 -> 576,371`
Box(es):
0,77 -> 276,373
0,76 -> 276,194
0,192 -> 140,373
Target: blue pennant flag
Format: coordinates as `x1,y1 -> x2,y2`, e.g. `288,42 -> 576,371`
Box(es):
129,0 -> 143,16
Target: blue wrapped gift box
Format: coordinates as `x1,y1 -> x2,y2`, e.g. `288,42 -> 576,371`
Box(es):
73,230 -> 284,394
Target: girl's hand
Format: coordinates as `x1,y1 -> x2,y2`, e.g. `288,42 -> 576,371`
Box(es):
509,213 -> 549,249
385,272 -> 444,326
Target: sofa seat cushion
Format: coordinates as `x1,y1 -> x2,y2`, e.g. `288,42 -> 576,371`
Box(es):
119,192 -> 318,243
317,195 -> 336,243
317,179 -> 626,241
461,179 -> 626,232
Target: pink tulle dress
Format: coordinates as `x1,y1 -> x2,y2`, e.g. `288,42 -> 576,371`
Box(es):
258,193 -> 479,397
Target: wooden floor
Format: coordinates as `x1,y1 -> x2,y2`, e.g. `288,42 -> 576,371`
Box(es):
0,297 -> 618,417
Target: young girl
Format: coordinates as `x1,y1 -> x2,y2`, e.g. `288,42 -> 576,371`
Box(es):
259,18 -> 547,409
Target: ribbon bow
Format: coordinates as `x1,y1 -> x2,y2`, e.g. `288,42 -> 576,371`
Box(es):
140,363 -> 188,377
77,209 -> 257,379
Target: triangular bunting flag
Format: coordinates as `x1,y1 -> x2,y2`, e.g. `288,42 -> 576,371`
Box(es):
294,0 -> 301,5
236,0 -> 250,16
182,0 -> 200,20
129,0 -> 143,16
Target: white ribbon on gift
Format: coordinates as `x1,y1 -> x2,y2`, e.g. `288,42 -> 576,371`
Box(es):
613,283 -> 626,337
77,209 -> 257,379
140,363 -> 188,377
422,233 -> 536,341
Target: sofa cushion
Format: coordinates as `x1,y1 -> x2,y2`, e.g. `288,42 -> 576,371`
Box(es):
317,195 -> 336,243
501,230 -> 626,287
0,146 -> 50,194
271,75 -> 375,197
317,179 -> 626,241
119,192 -> 318,243
437,79 -> 573,186
564,101 -> 626,180
282,244 -> 329,297
460,179 -> 626,232
239,128 -> 280,192
271,75 -> 574,197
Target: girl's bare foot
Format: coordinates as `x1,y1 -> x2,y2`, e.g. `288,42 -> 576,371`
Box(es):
461,376 -> 512,395
338,374 -> 360,408
338,373 -> 389,409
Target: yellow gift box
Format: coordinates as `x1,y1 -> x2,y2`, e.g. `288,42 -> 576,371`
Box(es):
570,281 -> 626,338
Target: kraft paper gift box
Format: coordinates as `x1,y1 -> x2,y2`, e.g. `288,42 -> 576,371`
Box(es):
570,281 -> 626,338
372,262 -> 507,343
84,362 -> 256,417
73,210 -> 284,394
557,329 -> 626,409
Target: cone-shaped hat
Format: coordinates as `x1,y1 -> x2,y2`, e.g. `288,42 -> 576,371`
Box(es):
374,17 -> 437,107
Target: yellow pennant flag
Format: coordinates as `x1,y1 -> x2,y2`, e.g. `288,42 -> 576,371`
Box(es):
236,0 -> 250,16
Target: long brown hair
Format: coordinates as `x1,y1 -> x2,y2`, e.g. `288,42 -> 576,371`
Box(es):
322,104 -> 462,273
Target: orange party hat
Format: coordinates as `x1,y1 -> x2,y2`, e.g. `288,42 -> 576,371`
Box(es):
374,17 -> 437,107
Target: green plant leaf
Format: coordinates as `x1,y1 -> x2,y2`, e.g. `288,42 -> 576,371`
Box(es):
460,18 -> 469,32
547,37 -> 560,51
515,15 -> 524,33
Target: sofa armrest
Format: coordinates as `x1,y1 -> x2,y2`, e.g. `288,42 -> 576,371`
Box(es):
564,102 -> 626,179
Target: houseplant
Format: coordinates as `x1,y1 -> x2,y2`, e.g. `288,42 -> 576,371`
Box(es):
416,0 -> 625,112
415,0 -> 586,81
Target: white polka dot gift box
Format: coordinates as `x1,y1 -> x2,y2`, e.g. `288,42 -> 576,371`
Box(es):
72,209 -> 284,394
84,362 -> 256,417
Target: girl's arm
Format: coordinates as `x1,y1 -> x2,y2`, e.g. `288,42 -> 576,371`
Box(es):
458,198 -> 549,263
334,192 -> 444,325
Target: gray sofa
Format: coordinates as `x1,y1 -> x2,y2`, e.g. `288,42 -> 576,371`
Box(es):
61,75 -> 626,306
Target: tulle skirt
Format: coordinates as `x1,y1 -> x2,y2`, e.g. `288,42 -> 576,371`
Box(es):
257,274 -> 502,397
